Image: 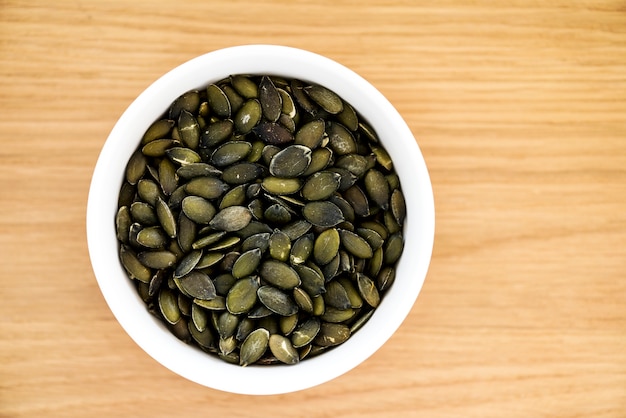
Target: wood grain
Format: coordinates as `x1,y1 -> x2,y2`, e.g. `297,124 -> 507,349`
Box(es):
1,1 -> 625,416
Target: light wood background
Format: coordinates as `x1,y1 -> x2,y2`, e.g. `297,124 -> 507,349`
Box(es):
1,1 -> 625,417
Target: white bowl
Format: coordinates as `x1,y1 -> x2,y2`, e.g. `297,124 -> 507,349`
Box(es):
86,45 -> 434,395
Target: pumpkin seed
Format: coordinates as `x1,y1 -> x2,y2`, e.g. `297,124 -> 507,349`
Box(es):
294,119 -> 325,149
253,122 -> 294,145
304,85 -> 343,114
120,245 -> 152,283
350,309 -> 374,334
343,185 -> 370,217
240,232 -> 271,253
302,201 -> 344,227
230,75 -> 258,99
291,79 -> 317,114
158,288 -> 181,325
339,229 -> 373,258
301,171 -> 341,201
226,276 -> 260,314
291,317 -> 321,348
206,84 -> 231,118
321,253 -> 340,282
336,102 -> 359,131
137,179 -> 161,206
178,109 -> 200,149
356,273 -> 380,307
208,236 -> 241,252
191,231 -> 226,250
234,99 -> 262,134
138,250 -> 177,269
200,119 -> 234,148
279,313 -> 299,335
259,260 -> 301,289
169,90 -> 200,120
142,119 -> 175,145
311,294 -> 325,316
196,251 -> 224,269
264,203 -> 292,224
261,176 -> 302,195
359,121 -> 378,142
236,317 -> 256,341
178,271 -> 216,300
176,162 -> 222,179
165,147 -> 202,166
184,176 -> 229,200
269,334 -> 299,365
313,228 -> 340,265
219,184 -> 247,209
209,206 -> 252,232
221,162 -> 261,185
231,248 -> 262,279
173,249 -> 203,278
277,87 -> 296,117
384,232 -> 404,265
327,122 -> 357,155
222,84 -> 244,113
364,169 -> 390,210
217,311 -> 239,339
194,295 -> 226,311
314,323 -> 350,347
248,304 -> 273,319
125,150 -> 147,185
281,219 -> 312,240
211,141 -> 252,167
118,181 -> 135,208
181,196 -> 216,224
257,286 -> 298,316
390,189 -> 406,226
335,154 -> 370,177
337,277 -> 363,309
259,76 -> 282,122
155,197 -> 176,238
240,328 -> 269,366
302,147 -> 333,176
142,139 -> 177,157
189,317 -> 214,348
158,158 -> 178,195
320,307 -> 355,323
177,213 -> 196,253
356,227 -> 384,251
134,226 -> 166,249
115,206 -> 131,244
268,145 -> 312,178
219,335 -> 238,355
294,264 -> 325,297
292,287 -> 314,314
371,145 -> 393,170
290,233 -> 314,265
324,280 -> 352,310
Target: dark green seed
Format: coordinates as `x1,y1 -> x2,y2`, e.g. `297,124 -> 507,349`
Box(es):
313,228 -> 340,265
173,249 -> 203,278
327,122 -> 357,155
302,201 -> 344,227
178,271 -> 217,300
211,141 -> 252,167
158,158 -> 178,196
259,260 -> 301,289
294,119 -> 326,149
390,189 -> 406,226
158,288 -> 181,325
240,328 -> 269,366
291,317 -> 321,348
289,233 -> 314,265
294,264 -> 325,297
231,248 -> 262,279
234,99 -> 262,134
142,139 -> 178,157
209,206 -> 252,232
125,149 -> 147,185
138,250 -> 177,269
206,84 -> 231,118
136,226 -> 168,249
178,109 -> 200,149
314,323 -> 350,347
252,122 -> 294,145
384,232 -> 404,265
269,230 -> 291,262
176,162 -> 222,179
324,280 -> 352,310
226,276 -> 260,314
201,119 -> 234,148
221,163 -> 261,185
364,169 -> 390,210
257,285 -> 298,316
304,84 -> 343,114
165,147 -> 202,166
269,334 -> 299,365
120,245 -> 152,283
116,206 -> 131,244
181,196 -> 216,224
230,75 -> 258,99
155,197 -> 176,238
169,90 -> 200,120
185,176 -> 229,200
259,76 -> 282,122
356,273 -> 380,307
142,119 -> 175,145
301,171 -> 341,201
339,229 -> 373,258
268,145 -> 312,178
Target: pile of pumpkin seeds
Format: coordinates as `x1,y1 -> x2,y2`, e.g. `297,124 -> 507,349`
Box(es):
116,75 -> 406,366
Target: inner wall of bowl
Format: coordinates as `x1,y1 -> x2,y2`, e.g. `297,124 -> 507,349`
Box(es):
87,45 -> 434,395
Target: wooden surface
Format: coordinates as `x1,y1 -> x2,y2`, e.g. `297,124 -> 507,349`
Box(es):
1,1 -> 625,416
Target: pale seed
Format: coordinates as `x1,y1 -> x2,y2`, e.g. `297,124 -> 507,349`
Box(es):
269,334 -> 299,365
209,206 -> 252,232
240,328 -> 269,366
257,286 -> 298,316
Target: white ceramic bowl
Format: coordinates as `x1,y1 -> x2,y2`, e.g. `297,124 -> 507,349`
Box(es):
87,45 -> 434,395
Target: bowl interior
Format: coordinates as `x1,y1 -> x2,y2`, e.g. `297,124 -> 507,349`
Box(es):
87,45 -> 434,395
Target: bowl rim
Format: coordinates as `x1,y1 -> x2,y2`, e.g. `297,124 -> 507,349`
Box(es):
86,44 -> 435,395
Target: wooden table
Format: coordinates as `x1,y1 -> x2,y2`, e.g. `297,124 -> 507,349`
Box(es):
2,1 -> 625,416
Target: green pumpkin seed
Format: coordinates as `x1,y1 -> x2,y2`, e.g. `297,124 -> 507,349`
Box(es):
356,227 -> 384,251
235,317 -> 256,341
189,317 -> 214,348
278,113 -> 296,133
219,335 -> 238,355
142,139 -> 177,157
371,145 -> 393,171
222,84 -> 244,113
240,328 -> 269,366
324,280 -> 352,310
176,162 -> 222,179
350,309 -> 374,334
142,119 -> 175,145
302,201 -> 344,228
230,75 -> 258,99
277,87 -> 296,118
327,122 -> 357,155
339,229 -> 373,258
269,230 -> 291,262
301,171 -> 341,201
337,277 -> 363,308
289,233 -> 314,265
246,140 -> 265,163
165,147 -> 202,166
390,189 -> 406,226
208,236 -> 241,252
253,122 -> 294,145
196,252 -> 225,269
209,206 -> 252,232
291,317 -> 321,348
201,119 -> 234,148
219,184 -> 247,209
259,260 -> 301,289
343,185 -> 370,217
329,167 -> 358,192
367,246 -> 384,277
158,158 -> 178,196
261,176 -> 302,195
264,203 -> 292,224
234,99 -> 262,134
118,181 -> 135,208
336,102 -> 359,131
125,150 -> 147,185
257,286 -> 298,316
259,76 -> 282,122
177,271 -> 216,300
191,231 -> 226,250
235,220 -> 273,239
269,334 -> 299,365
137,179 -> 161,206
313,228 -> 340,265
314,323 -> 350,347
206,84 -> 231,118
321,253 -> 340,282
169,316 -> 192,343
292,287 -> 314,313
290,79 -> 317,115
384,209 -> 402,234
356,273 -> 380,307
281,219 -> 312,240
217,311 -> 239,339
386,173 -> 400,191
231,248 -> 262,279
304,84 -> 343,114
158,288 -> 181,325
261,144 -> 281,166
248,304 -> 273,319
241,232 -> 270,253
268,145 -> 312,178
181,196 -> 216,224
211,141 -> 252,167
293,264 -> 325,297
335,154 -> 370,177
301,147 -> 332,176
226,276 -> 260,314
194,295 -> 226,311
120,245 -> 152,283
178,109 -> 200,149
294,119 -> 326,149
136,226 -> 167,249
279,313 -> 299,335
155,197 -> 176,238
320,307 -> 356,323
377,266 -> 396,292
364,169 -> 390,210
169,90 -> 200,120
116,206 -> 131,244
311,294 -> 325,316
384,232 -> 404,265
173,249 -> 203,278
177,213 -> 197,252
359,121 -> 378,142
221,163 -> 261,185
138,250 -> 177,269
